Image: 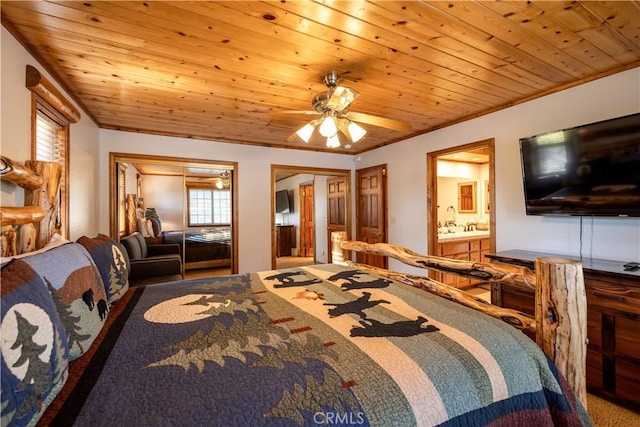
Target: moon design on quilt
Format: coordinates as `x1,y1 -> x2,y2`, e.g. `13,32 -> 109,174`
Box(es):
1,303 -> 54,380
144,294 -> 257,324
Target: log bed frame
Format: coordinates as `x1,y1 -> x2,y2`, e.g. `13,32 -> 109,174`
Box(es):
1,156 -> 61,256
1,156 -> 587,409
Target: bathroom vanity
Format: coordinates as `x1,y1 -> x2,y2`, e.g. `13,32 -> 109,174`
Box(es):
434,231 -> 491,288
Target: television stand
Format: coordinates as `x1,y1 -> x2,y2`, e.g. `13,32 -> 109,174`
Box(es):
485,249 -> 640,410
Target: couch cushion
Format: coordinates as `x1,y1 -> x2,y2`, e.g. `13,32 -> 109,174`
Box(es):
1,259 -> 69,426
121,234 -> 142,260
77,234 -> 129,304
20,242 -> 109,361
133,232 -> 148,258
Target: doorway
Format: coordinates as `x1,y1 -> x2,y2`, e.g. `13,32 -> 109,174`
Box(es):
109,152 -> 239,275
426,139 -> 495,288
355,164 -> 388,269
272,165 -> 352,270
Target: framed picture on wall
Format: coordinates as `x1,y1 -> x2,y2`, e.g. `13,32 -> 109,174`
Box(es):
458,181 -> 477,213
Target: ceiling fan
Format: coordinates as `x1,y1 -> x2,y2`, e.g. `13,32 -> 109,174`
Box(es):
286,71 -> 411,148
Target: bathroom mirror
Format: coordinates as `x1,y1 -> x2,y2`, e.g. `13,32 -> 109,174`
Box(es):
458,181 -> 477,213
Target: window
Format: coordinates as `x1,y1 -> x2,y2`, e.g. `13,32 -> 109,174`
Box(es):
27,65 -> 80,238
187,184 -> 231,226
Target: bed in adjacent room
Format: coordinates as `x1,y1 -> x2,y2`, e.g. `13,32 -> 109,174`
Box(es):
158,227 -> 231,269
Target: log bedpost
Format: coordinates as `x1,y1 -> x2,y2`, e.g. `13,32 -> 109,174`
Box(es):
23,160 -> 62,250
535,257 -> 588,409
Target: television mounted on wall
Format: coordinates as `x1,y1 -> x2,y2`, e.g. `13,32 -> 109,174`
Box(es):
519,113 -> 640,217
275,189 -> 292,214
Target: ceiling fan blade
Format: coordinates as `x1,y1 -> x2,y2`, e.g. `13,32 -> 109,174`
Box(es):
327,86 -> 359,112
345,111 -> 411,132
272,110 -> 320,115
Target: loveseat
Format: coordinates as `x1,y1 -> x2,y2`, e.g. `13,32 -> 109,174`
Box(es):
120,232 -> 183,286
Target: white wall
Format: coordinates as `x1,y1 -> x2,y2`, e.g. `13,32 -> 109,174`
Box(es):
142,175 -> 184,232
357,67 -> 640,272
1,27 -> 101,240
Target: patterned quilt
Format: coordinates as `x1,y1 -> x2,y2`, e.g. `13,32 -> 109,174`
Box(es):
41,264 -> 591,426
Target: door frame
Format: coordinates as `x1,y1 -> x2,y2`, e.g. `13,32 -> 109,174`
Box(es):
426,139 -> 495,261
271,165 -> 352,269
109,152 -> 239,274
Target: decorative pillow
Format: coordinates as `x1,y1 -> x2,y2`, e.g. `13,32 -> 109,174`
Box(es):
21,242 -> 108,361
1,259 -> 69,427
145,208 -> 161,237
145,219 -> 155,238
148,216 -> 161,237
137,218 -> 151,237
77,234 -> 129,304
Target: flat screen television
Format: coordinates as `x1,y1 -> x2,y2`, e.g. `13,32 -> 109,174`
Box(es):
519,113 -> 640,217
275,189 -> 292,214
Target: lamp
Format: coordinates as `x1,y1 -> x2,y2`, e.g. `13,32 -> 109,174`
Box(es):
346,121 -> 366,142
295,123 -> 315,143
216,171 -> 231,189
326,133 -> 341,148
318,113 -> 338,137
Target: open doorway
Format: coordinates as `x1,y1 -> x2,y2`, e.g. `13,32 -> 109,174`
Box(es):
426,139 -> 495,291
272,165 -> 352,270
109,152 -> 239,276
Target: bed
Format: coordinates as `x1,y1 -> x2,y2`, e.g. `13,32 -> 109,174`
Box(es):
1,157 -> 592,426
158,227 -> 231,269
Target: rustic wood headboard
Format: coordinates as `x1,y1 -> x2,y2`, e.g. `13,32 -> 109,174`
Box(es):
0,155 -> 61,256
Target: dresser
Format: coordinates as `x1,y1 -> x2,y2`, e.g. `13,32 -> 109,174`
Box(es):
486,250 -> 640,408
276,225 -> 295,257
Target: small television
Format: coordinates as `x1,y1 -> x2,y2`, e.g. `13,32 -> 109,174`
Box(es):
519,113 -> 640,217
275,189 -> 292,214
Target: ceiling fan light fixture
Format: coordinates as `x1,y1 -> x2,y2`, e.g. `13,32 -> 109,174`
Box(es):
295,123 -> 315,143
216,170 -> 231,189
319,114 -> 338,137
346,121 -> 366,142
326,133 -> 341,149
327,86 -> 359,111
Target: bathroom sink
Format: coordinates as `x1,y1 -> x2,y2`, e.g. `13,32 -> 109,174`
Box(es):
437,230 -> 490,241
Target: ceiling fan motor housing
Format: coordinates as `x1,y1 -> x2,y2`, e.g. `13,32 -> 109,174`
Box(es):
323,71 -> 339,89
312,92 -> 332,113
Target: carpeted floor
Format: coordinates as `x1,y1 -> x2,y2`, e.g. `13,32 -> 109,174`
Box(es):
587,393 -> 640,426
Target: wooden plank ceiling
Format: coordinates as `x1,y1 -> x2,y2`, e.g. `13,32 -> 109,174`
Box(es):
2,1 -> 639,154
